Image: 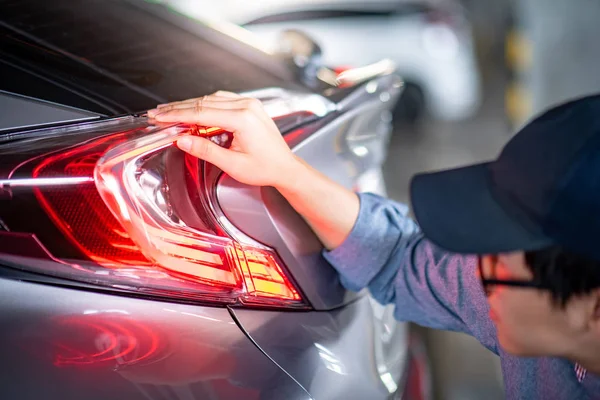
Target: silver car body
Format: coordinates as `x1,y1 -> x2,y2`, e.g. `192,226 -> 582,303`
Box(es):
0,1 -> 414,399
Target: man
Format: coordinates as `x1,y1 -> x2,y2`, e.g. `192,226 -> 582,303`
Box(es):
148,92 -> 600,398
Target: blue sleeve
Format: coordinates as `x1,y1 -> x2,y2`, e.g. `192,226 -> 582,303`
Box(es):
323,193 -> 498,353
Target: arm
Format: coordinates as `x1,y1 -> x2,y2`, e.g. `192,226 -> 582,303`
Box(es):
149,93 -> 496,350
276,156 -> 359,250
323,192 -> 497,352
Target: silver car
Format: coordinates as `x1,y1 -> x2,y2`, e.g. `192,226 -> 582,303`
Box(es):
0,0 -> 430,399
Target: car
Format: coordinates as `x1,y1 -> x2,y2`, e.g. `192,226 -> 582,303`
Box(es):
0,0 -> 431,399
168,0 -> 482,124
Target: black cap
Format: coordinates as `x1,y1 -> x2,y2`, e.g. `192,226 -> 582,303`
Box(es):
410,94 -> 600,260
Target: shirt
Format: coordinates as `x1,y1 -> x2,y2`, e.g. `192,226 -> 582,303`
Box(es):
323,193 -> 600,399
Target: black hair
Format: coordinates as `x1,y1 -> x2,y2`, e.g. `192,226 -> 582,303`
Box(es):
525,246 -> 600,307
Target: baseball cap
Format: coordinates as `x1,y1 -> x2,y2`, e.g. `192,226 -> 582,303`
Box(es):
410,94 -> 600,260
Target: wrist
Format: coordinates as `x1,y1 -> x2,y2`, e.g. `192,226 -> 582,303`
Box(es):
272,155 -> 311,193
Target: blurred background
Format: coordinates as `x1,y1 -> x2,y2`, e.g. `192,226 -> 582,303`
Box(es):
160,0 -> 600,398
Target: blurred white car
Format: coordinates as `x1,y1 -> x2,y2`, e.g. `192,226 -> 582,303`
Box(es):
168,0 -> 482,123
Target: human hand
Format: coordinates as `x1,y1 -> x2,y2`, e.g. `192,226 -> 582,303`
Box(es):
148,91 -> 300,188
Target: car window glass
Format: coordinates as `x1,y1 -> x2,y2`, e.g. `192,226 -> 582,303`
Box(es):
0,0 -> 297,114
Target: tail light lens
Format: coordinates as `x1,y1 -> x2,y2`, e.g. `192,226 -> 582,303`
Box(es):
0,118 -> 305,308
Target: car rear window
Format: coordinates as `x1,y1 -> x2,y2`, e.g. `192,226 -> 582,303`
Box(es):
0,0 -> 299,115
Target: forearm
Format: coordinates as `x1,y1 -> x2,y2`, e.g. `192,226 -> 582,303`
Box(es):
321,193 -> 496,348
275,156 -> 360,250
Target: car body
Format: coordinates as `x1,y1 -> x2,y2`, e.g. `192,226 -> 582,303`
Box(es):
168,0 -> 482,123
0,0 -> 429,399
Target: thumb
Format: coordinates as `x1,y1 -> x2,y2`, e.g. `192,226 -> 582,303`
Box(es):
176,136 -> 233,168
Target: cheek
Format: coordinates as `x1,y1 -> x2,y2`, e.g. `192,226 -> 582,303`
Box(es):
491,290 -> 559,355
493,290 -> 536,328
490,289 -> 542,342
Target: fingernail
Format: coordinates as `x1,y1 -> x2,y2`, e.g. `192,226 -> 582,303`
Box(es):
147,108 -> 158,117
177,137 -> 193,152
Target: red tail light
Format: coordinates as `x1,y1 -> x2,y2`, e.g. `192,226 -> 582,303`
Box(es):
3,118 -> 305,308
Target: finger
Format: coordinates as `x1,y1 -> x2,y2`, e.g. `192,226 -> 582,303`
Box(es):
211,90 -> 243,99
154,106 -> 255,132
157,91 -> 243,108
156,96 -> 206,110
151,96 -> 249,117
149,99 -> 204,117
157,96 -> 233,109
153,99 -> 257,117
156,99 -> 196,109
176,135 -> 240,169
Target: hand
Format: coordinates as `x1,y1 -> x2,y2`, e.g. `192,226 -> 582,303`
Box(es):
149,91 -> 359,250
148,91 -> 300,188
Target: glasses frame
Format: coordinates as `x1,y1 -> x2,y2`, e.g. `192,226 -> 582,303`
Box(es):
477,255 -> 548,296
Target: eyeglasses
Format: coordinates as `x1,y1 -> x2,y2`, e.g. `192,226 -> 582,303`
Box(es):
477,255 -> 548,296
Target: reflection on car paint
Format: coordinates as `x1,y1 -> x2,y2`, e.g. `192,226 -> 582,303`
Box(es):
52,314 -> 161,367
29,310 -> 265,399
314,343 -> 346,375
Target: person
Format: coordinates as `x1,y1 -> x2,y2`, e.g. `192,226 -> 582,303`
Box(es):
148,91 -> 600,399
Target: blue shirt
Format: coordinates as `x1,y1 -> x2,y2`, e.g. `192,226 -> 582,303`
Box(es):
323,193 -> 600,399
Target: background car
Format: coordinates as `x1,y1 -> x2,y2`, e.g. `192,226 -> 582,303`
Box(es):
167,0 -> 482,125
0,0 -> 430,399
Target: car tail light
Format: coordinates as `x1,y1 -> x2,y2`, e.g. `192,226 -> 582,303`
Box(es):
0,117 -> 306,308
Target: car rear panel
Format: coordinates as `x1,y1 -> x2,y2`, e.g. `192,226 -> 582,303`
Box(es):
218,76 -> 408,399
231,296 -> 409,400
218,75 -> 401,310
0,276 -> 310,400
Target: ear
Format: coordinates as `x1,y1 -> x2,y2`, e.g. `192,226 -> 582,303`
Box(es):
564,289 -> 600,334
586,289 -> 600,334
594,294 -> 600,320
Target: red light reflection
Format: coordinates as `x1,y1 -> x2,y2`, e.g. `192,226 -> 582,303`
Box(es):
52,315 -> 160,368
32,312 -> 260,398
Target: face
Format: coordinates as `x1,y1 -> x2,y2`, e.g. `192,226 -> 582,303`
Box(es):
481,252 -> 589,357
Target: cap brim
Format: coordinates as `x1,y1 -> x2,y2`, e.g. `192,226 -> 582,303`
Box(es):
410,162 -> 553,254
